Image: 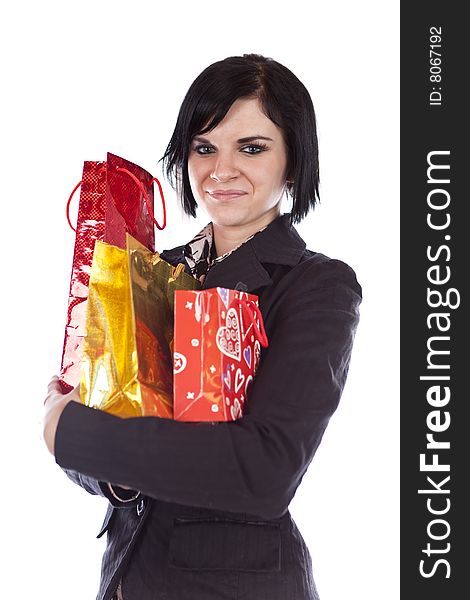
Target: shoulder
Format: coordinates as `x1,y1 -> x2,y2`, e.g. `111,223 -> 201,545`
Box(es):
299,250 -> 362,296
257,249 -> 362,334
274,248 -> 362,306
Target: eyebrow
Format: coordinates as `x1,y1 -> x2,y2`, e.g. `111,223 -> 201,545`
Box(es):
192,135 -> 274,144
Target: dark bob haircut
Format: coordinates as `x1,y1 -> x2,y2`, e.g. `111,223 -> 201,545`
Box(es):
161,53 -> 320,225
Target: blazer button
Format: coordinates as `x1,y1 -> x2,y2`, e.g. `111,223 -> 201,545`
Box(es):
137,499 -> 145,516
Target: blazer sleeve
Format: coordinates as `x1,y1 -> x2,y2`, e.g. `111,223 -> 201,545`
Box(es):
54,258 -> 361,520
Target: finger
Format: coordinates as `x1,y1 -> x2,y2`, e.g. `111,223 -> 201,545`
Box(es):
45,375 -> 64,405
47,374 -> 61,392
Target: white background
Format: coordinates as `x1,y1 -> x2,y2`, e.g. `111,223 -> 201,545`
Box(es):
1,1 -> 399,598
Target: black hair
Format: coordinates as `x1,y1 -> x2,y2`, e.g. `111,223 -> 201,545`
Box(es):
160,53 -> 320,225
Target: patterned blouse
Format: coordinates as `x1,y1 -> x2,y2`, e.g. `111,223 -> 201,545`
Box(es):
183,221 -> 268,284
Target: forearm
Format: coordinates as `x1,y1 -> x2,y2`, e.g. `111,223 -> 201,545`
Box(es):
55,401 -> 326,518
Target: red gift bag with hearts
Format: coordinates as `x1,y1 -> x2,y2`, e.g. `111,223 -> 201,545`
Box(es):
59,152 -> 166,392
173,287 -> 268,421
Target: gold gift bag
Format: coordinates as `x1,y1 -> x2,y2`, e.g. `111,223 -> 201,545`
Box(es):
80,234 -> 200,418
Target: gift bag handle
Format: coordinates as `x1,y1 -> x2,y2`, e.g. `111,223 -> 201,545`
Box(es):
237,299 -> 269,348
66,164 -> 107,232
116,166 -> 167,231
66,180 -> 82,232
65,167 -> 167,232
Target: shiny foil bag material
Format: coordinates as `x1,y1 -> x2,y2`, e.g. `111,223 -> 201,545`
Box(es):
80,235 -> 201,418
59,153 -> 157,393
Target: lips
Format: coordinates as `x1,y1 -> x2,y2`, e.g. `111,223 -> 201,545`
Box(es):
207,190 -> 247,200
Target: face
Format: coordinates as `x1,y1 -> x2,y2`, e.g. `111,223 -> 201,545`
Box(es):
187,97 -> 288,232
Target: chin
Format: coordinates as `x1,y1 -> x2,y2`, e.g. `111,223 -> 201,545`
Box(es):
202,205 -> 250,226
212,217 -> 246,229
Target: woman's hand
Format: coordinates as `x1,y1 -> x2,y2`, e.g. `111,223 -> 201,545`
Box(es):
43,375 -> 80,456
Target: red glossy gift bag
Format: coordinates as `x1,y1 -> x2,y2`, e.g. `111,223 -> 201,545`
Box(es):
173,287 -> 268,422
59,152 -> 166,392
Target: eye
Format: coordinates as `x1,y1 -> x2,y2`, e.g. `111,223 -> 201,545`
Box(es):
192,144 -> 215,155
240,143 -> 269,155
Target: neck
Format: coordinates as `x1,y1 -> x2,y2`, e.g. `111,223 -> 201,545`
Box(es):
212,208 -> 281,257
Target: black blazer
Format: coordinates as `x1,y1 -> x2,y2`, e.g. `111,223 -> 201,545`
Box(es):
55,213 -> 362,600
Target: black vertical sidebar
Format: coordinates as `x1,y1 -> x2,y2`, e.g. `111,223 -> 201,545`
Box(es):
401,4 -> 467,599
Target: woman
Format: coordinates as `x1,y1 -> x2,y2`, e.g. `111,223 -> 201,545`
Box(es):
43,53 -> 362,600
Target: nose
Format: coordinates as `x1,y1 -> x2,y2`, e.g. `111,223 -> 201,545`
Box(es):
210,153 -> 240,182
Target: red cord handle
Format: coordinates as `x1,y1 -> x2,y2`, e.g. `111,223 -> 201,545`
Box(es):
116,167 -> 166,231
65,167 -> 167,232
237,299 -> 269,348
66,180 -> 82,232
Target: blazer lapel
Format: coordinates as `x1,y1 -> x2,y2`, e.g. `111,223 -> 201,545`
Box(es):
202,241 -> 272,292
202,214 -> 307,293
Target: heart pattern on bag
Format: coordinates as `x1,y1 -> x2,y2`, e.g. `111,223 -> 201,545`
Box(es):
175,288 -> 265,422
234,368 -> 245,393
243,346 -> 251,368
216,307 -> 241,361
230,398 -> 242,421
